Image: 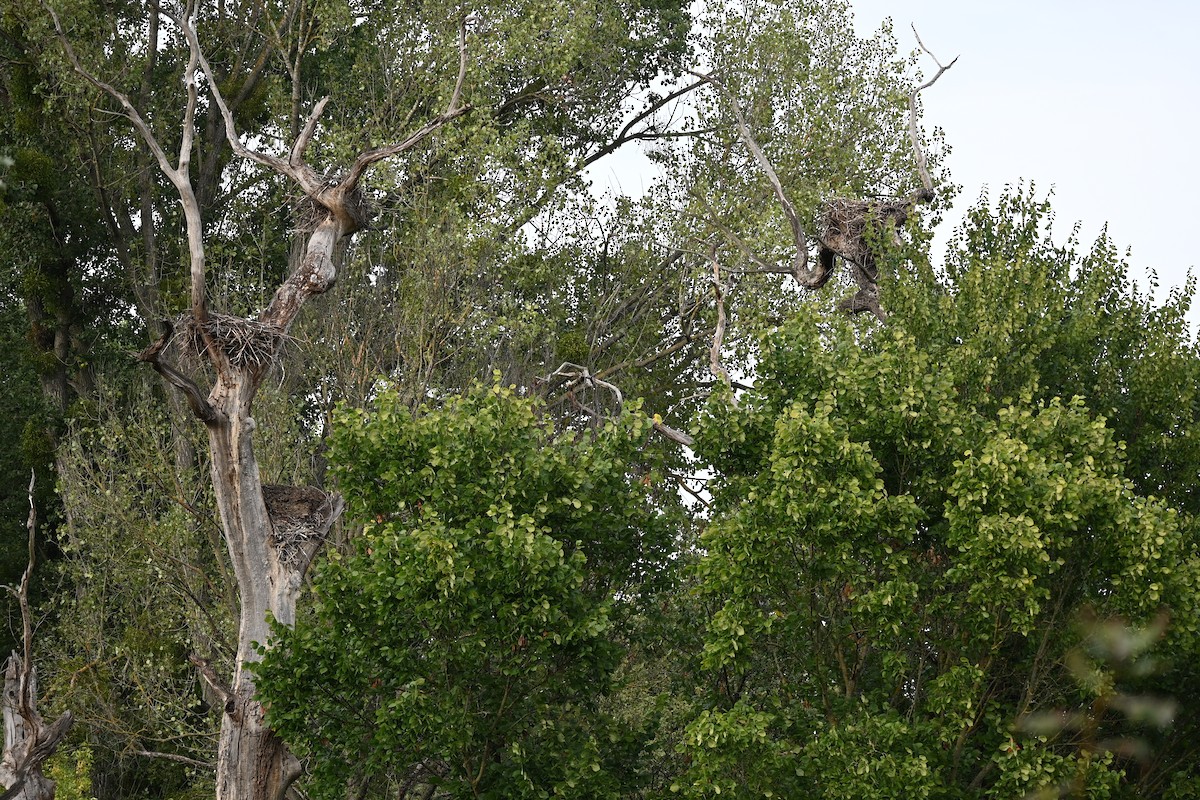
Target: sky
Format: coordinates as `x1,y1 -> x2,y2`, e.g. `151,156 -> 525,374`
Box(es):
848,0 -> 1200,308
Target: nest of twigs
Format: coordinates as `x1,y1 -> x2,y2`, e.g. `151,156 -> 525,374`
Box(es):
820,197 -> 912,275
291,178 -> 373,234
263,485 -> 334,567
181,312 -> 291,369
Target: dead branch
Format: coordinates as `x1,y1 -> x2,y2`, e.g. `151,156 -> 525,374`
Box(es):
542,362 -> 625,407
136,322 -> 220,424
188,655 -> 231,706
163,3 -> 322,193
342,18 -> 471,192
539,364 -> 695,446
908,27 -> 958,198
133,750 -> 215,770
45,1 -> 209,321
579,78 -> 708,172
652,420 -> 694,447
0,474 -> 74,799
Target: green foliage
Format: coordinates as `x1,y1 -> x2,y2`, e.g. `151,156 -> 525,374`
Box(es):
45,745 -> 97,800
681,189 -> 1200,798
256,383 -> 679,798
48,385 -> 224,795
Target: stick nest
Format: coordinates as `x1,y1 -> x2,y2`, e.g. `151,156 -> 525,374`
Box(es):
181,312 -> 291,369
263,485 -> 334,567
819,197 -> 912,272
291,178 -> 372,234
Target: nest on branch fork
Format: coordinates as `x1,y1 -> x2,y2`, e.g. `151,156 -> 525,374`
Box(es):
290,178 -> 372,234
262,485 -> 335,567
181,312 -> 291,369
818,197 -> 912,280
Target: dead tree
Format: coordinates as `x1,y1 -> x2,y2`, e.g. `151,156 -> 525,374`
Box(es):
0,475 -> 73,800
47,4 -> 468,798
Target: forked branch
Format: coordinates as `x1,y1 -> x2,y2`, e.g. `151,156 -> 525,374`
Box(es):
908,27 -> 958,198
539,364 -> 695,447
175,3 -> 472,201
341,19 -> 471,191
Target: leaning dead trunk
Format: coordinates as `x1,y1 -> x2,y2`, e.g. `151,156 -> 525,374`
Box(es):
0,656 -> 73,800
0,476 -> 73,800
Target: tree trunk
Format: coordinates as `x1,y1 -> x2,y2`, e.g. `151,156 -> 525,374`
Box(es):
0,657 -> 71,800
203,218 -> 346,800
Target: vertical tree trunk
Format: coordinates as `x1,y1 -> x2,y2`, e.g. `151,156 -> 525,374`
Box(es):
204,220 -> 346,800
50,11 -> 467,795
208,388 -> 298,799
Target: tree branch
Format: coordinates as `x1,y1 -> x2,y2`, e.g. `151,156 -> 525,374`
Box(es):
133,749 -> 215,769
290,97 -> 330,168
689,70 -> 813,283
341,18 -> 472,193
188,655 -> 231,706
908,27 -> 958,198
137,324 -> 221,424
47,1 -> 210,319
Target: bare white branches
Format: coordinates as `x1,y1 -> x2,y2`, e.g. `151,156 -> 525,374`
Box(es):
539,364 -> 695,446
50,0 -> 475,376
341,19 -> 471,192
689,70 -> 817,286
45,0 -> 210,320
908,27 -> 958,197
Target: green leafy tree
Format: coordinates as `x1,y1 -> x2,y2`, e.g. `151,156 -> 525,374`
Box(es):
0,0 -> 966,794
679,190 -> 1200,799
255,384 -> 678,798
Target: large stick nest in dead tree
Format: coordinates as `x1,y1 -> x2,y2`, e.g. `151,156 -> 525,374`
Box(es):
263,485 -> 335,567
819,197 -> 913,274
291,177 -> 372,234
181,312 -> 291,369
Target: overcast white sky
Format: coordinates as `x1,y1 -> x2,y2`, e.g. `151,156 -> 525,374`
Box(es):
849,0 -> 1200,309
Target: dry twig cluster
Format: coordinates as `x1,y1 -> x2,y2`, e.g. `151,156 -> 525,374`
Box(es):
182,312 -> 292,369
262,485 -> 336,567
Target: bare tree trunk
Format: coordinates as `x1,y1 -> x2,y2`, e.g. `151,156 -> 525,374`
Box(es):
0,476 -> 73,800
206,383 -> 339,799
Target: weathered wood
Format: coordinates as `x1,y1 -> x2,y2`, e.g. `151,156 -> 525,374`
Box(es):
0,476 -> 73,800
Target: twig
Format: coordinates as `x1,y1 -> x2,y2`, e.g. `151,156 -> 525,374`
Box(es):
133,749 -> 215,769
